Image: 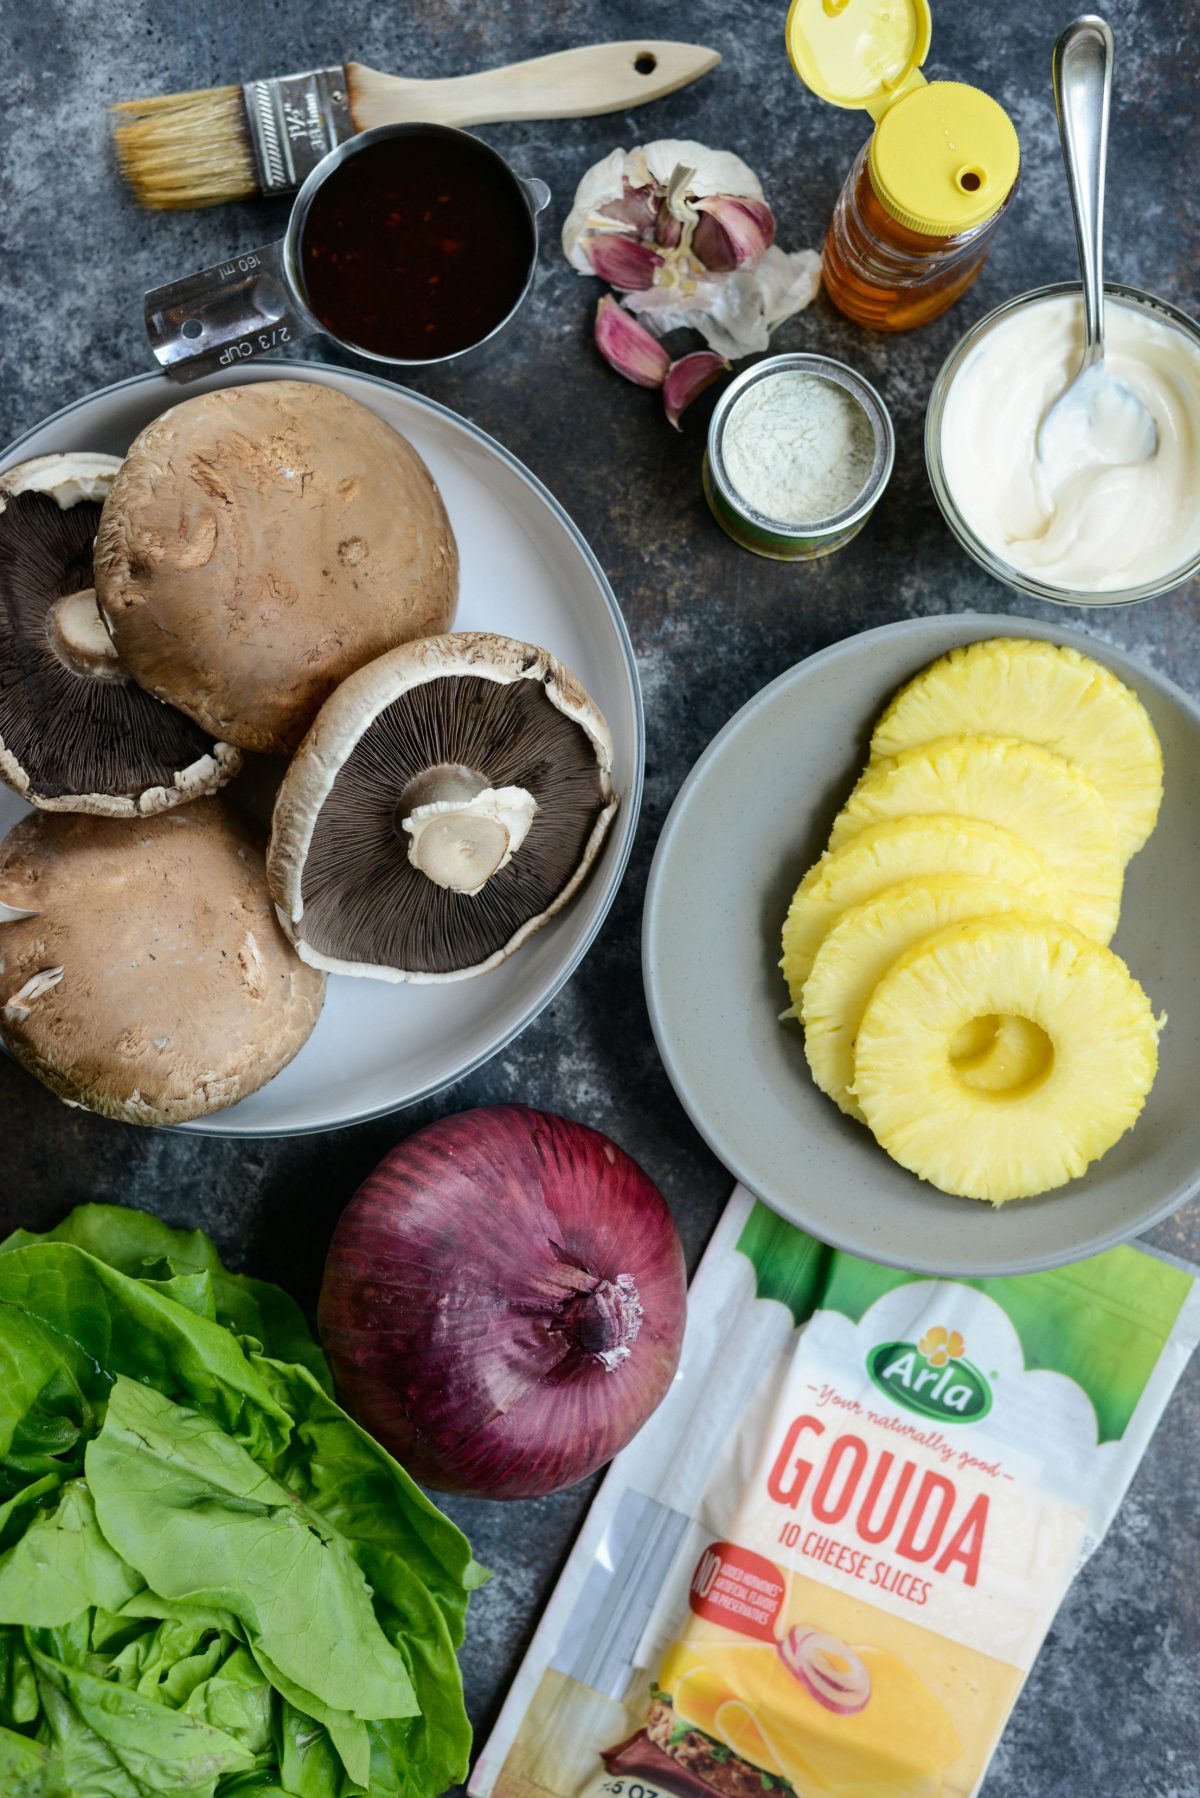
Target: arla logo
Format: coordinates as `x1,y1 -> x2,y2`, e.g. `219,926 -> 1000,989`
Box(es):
867,1325 -> 991,1422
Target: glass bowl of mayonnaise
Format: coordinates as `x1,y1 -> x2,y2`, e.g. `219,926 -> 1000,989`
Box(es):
926,282 -> 1200,605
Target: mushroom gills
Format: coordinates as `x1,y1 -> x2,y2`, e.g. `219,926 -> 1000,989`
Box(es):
0,486 -> 240,808
298,674 -> 609,975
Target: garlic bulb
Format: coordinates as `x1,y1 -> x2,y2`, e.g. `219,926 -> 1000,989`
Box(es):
563,139 -> 821,361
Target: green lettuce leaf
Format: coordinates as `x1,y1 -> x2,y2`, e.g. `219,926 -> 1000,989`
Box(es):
249,1650 -> 371,1789
180,1646 -> 274,1760
260,1360 -> 481,1796
87,1380 -> 418,1726
1,1208 -> 332,1395
0,1628 -> 39,1725
0,1473 -> 66,1553
33,1643 -> 255,1796
0,1484 -> 142,1627
0,1246 -> 292,1460
0,1720 -> 70,1798
0,1312 -> 95,1489
277,1699 -> 364,1798
0,1208 -> 478,1798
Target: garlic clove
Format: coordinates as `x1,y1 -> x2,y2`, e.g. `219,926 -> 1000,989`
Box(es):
663,351 -> 731,429
654,200 -> 684,249
404,785 -> 537,897
587,234 -> 663,291
594,296 -> 670,389
597,180 -> 660,235
693,195 -> 776,272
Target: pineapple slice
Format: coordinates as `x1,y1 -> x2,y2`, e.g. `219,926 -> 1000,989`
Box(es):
781,816 -> 1067,1006
852,915 -> 1161,1203
870,638 -> 1163,862
803,876 -> 1051,1120
828,736 -> 1122,944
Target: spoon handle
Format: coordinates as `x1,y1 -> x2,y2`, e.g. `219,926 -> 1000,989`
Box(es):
1053,16 -> 1115,367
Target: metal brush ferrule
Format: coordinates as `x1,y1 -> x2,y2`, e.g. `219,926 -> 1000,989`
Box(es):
242,66 -> 354,196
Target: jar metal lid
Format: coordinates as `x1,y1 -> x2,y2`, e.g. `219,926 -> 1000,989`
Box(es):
706,354 -> 895,541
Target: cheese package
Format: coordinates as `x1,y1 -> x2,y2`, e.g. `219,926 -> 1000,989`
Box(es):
470,1188 -> 1200,1798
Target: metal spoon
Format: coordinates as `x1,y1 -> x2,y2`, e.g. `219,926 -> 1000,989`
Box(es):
1037,15 -> 1158,476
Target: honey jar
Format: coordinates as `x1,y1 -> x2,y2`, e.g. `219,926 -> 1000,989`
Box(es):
786,0 -> 1020,332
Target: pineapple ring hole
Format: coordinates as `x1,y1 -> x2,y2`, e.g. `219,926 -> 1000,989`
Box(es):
949,1015 -> 1003,1065
949,1014 -> 1055,1096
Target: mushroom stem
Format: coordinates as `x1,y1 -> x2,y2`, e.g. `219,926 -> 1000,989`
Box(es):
401,771 -> 538,897
47,588 -> 125,683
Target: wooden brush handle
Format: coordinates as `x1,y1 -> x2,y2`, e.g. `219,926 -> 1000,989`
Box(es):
346,41 -> 720,131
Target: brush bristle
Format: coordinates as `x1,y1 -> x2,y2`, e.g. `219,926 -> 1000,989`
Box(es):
111,86 -> 257,210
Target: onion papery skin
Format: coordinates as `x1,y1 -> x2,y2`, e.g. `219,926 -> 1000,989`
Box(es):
317,1105 -> 687,1500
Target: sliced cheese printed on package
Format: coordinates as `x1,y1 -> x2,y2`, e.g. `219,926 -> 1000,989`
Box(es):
470,1187 -> 1200,1798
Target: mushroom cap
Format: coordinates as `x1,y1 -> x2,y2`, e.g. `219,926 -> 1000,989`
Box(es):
92,381 -> 459,755
0,800 -> 325,1124
268,632 -> 619,982
0,454 -> 242,816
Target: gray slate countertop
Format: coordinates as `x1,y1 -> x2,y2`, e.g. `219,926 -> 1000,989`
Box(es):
2,2 -> 1198,1793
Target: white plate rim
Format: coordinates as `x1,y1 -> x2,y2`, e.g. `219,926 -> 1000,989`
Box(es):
0,362 -> 644,1138
642,611 -> 1200,1275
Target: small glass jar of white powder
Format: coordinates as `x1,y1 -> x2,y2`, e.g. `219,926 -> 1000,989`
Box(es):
704,354 -> 894,559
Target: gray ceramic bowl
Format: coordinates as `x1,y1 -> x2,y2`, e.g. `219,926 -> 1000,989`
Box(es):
643,613 -> 1200,1275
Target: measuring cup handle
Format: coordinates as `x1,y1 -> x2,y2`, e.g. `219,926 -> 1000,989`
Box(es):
144,241 -> 311,383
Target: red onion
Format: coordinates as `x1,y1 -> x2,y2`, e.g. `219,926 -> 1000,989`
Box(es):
317,1105 -> 687,1500
778,1626 -> 871,1715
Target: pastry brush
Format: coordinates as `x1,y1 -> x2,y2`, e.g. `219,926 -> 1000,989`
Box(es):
112,41 -> 720,211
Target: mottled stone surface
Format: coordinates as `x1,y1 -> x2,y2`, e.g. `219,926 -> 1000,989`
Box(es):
2,1 -> 1199,1793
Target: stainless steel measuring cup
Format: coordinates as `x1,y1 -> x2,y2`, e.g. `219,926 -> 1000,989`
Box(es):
144,123 -> 550,382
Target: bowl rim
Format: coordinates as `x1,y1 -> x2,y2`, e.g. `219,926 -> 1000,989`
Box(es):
642,610 -> 1200,1275
924,281 -> 1200,609
0,361 -> 645,1138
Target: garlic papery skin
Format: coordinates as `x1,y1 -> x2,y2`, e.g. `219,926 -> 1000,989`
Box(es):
404,784 -> 537,896
624,247 -> 822,359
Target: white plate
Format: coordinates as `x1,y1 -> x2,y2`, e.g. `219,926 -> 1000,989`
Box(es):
643,614 -> 1200,1276
0,364 -> 642,1136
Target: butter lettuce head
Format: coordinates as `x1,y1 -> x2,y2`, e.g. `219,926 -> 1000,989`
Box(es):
0,1204 -> 485,1798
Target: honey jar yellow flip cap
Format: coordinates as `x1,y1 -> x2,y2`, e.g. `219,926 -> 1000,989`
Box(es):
785,0 -> 933,117
785,0 -> 1019,235
869,82 -> 1020,234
